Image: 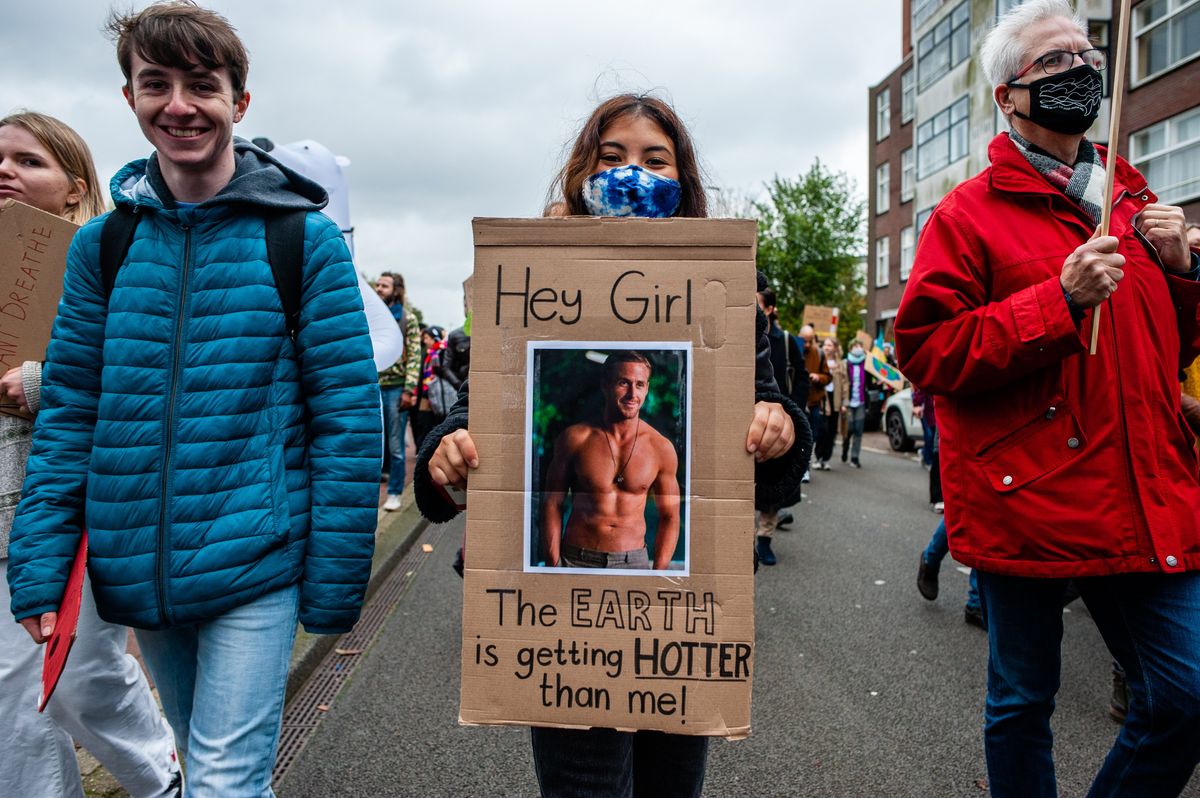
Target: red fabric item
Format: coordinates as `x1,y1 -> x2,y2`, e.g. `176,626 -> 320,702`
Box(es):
39,529 -> 87,712
896,134 -> 1200,578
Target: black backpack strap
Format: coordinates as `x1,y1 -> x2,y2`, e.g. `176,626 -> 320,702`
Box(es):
264,210 -> 307,342
98,205 -> 140,299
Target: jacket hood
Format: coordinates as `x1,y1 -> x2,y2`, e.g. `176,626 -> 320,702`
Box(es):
110,137 -> 329,213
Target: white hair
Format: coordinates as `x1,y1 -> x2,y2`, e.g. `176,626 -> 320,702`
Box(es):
980,0 -> 1089,87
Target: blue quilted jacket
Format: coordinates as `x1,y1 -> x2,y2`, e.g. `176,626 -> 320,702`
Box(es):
7,141 -> 382,634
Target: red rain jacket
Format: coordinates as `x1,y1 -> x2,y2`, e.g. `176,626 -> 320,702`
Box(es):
896,133 -> 1200,578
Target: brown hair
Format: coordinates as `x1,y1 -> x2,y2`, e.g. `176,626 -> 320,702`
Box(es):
0,111 -> 103,224
603,351 -> 653,385
107,1 -> 250,99
547,94 -> 707,218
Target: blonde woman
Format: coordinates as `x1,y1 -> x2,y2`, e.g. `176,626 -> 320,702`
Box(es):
0,111 -> 180,798
814,337 -> 847,469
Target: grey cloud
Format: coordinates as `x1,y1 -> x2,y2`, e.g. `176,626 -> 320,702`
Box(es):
3,0 -> 900,329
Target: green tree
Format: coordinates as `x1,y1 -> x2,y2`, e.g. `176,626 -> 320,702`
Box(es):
754,160 -> 866,347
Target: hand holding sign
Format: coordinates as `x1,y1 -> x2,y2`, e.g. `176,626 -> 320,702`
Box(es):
430,428 -> 479,489
1060,228 -> 1125,309
746,401 -> 794,462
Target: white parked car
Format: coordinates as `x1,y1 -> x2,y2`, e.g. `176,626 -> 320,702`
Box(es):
884,387 -> 925,452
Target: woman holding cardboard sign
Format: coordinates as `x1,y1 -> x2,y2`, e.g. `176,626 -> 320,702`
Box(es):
415,94 -> 809,798
0,112 -> 181,798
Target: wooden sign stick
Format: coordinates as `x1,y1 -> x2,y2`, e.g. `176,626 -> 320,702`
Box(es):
1090,0 -> 1133,355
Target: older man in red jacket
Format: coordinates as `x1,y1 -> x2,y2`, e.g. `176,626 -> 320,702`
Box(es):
896,1 -> 1200,795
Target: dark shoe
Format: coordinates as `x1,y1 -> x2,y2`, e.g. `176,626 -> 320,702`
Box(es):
1109,664 -> 1129,724
841,449 -> 848,463
755,536 -> 777,566
917,554 -> 939,601
777,510 -> 794,529
850,459 -> 862,469
964,604 -> 986,630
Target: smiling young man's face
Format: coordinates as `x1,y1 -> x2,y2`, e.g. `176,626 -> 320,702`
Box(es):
123,51 -> 249,190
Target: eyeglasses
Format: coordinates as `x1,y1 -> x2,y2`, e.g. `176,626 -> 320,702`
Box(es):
1012,48 -> 1107,80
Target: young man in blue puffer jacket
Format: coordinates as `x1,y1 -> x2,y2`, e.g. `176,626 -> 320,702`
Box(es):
6,3 -> 381,794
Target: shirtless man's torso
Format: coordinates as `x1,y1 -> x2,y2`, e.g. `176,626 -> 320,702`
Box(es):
540,356 -> 681,570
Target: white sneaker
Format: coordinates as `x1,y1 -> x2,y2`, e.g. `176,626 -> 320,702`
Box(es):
801,469 -> 811,484
932,501 -> 944,514
383,494 -> 403,511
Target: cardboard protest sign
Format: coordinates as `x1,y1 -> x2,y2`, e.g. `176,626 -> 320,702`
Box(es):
855,330 -> 906,390
461,217 -> 757,738
0,200 -> 77,419
802,304 -> 838,339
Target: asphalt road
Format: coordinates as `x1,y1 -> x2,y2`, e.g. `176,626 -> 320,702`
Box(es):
279,438 -> 1200,797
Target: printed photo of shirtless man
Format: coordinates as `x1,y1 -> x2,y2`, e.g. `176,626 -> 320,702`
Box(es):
538,350 -> 684,571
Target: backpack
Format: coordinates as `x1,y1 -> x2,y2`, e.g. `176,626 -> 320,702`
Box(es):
99,205 -> 307,341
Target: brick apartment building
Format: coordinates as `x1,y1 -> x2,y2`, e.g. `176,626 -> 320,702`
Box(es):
866,0 -> 1199,337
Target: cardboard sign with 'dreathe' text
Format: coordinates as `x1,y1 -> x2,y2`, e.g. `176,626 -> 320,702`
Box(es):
460,217 -> 757,738
0,200 -> 77,419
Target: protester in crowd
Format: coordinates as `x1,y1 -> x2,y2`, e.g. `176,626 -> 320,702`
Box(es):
414,92 -> 807,798
815,337 -> 847,470
896,2 -> 1200,794
6,5 -> 381,795
1188,222 -> 1200,249
424,325 -> 458,422
442,320 -> 471,389
0,111 -> 182,798
841,340 -> 869,467
882,341 -> 898,367
376,271 -> 422,511
412,326 -> 453,450
752,287 -> 812,565
911,385 -> 942,512
918,519 -> 983,628
798,324 -> 830,480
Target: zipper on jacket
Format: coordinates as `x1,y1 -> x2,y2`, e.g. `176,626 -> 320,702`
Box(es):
156,224 -> 191,627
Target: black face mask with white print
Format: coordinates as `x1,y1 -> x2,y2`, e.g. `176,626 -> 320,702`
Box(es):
1007,64 -> 1103,136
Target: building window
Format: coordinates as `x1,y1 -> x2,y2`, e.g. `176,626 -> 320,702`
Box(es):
901,69 -> 915,123
1134,0 -> 1200,84
1131,107 -> 1200,204
876,88 -> 891,141
995,0 -> 1023,18
876,162 -> 891,215
916,207 -> 934,240
918,1 -> 970,90
917,96 -> 969,179
875,236 -> 890,288
900,227 -> 916,281
901,148 -> 915,203
913,0 -> 948,29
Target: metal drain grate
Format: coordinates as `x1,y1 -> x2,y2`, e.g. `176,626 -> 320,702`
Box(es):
272,519 -> 451,786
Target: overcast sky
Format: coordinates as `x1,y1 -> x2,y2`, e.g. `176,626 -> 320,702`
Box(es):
3,1 -> 903,328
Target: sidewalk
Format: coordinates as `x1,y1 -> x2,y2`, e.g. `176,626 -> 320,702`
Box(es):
77,485 -> 429,798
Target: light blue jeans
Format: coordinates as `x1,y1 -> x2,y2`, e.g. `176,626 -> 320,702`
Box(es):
380,386 -> 409,495
922,520 -> 980,610
135,584 -> 299,798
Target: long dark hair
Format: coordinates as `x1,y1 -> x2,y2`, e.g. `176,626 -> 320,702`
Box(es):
547,93 -> 707,218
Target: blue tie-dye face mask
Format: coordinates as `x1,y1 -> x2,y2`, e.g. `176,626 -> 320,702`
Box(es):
581,164 -> 682,218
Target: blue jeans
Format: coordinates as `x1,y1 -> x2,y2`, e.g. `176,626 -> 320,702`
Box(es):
920,418 -> 936,466
135,585 -> 300,798
923,521 -> 979,610
976,570 -> 1200,797
841,404 -> 866,461
531,726 -> 708,798
806,405 -> 824,464
380,386 -> 409,495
